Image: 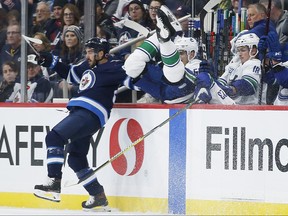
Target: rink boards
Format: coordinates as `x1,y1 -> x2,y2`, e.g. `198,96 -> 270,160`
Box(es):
0,103 -> 288,215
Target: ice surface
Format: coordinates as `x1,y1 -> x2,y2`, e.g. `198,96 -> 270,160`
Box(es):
0,207 -> 164,215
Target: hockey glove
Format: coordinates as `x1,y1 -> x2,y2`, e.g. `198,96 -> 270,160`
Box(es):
216,80 -> 235,97
193,87 -> 212,104
37,51 -> 59,69
196,72 -> 213,89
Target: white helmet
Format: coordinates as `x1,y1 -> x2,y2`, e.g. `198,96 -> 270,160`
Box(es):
235,33 -> 259,49
175,37 -> 198,60
235,33 -> 259,58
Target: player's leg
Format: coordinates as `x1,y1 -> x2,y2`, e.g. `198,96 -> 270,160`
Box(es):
67,136 -> 108,210
34,108 -> 101,202
156,6 -> 184,83
124,33 -> 160,79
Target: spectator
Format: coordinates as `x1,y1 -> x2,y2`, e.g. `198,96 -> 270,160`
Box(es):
96,0 -> 117,41
7,9 -> 20,26
46,0 -> 68,50
116,0 -> 152,59
53,3 -> 82,54
246,3 -> 277,37
53,25 -> 83,99
173,5 -> 190,37
31,32 -> 52,79
0,8 -> 8,53
259,0 -> 288,44
61,3 -> 81,29
148,0 -> 166,30
13,54 -> 53,103
0,61 -> 19,102
0,0 -> 21,13
0,24 -> 22,78
110,0 -> 131,22
30,1 -> 52,36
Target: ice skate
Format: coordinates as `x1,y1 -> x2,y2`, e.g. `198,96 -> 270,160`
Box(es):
34,177 -> 61,202
156,5 -> 182,42
82,192 -> 110,212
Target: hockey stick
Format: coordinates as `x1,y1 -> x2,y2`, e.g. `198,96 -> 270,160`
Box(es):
64,98 -> 199,187
258,0 -> 272,105
22,34 -> 42,56
109,14 -> 191,54
123,20 -> 150,37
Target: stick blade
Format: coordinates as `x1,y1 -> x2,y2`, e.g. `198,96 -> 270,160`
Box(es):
22,34 -> 43,44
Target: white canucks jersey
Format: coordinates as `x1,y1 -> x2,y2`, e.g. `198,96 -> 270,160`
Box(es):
219,58 -> 267,105
185,59 -> 201,76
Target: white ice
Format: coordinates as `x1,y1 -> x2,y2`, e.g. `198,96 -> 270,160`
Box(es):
0,207 -> 163,215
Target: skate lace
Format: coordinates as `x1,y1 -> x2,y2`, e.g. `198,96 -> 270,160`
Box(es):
46,177 -> 55,186
85,196 -> 95,205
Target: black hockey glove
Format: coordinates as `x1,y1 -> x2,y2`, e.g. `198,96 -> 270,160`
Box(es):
37,51 -> 59,68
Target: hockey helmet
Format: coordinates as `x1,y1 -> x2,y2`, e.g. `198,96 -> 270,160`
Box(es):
175,36 -> 199,54
235,33 -> 259,49
84,37 -> 110,55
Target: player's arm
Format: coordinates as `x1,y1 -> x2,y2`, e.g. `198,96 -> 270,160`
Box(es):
36,51 -> 70,79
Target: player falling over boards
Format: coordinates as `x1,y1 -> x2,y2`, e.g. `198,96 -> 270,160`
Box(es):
124,5 -> 235,105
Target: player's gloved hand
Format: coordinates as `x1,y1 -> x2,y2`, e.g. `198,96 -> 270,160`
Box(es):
193,87 -> 212,103
37,51 -> 59,68
267,31 -> 281,52
216,80 -> 235,97
196,72 -> 213,90
199,60 -> 213,74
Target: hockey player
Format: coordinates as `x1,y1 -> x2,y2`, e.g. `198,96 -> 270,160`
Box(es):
124,5 -> 235,105
33,37 -> 133,210
175,36 -> 201,75
216,33 -> 267,104
258,31 -> 288,105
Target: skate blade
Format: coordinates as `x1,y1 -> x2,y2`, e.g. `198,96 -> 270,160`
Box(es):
82,205 -> 111,212
34,189 -> 61,202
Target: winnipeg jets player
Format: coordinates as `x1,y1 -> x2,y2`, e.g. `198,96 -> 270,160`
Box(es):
33,37 -> 133,211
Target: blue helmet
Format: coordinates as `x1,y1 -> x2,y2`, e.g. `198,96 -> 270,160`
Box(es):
84,37 -> 110,55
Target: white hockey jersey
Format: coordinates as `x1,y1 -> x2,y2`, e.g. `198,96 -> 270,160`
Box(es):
219,58 -> 267,105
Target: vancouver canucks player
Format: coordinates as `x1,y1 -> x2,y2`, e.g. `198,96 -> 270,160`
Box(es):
124,5 -> 234,105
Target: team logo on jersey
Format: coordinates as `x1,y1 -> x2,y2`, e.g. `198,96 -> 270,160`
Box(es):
110,118 -> 145,176
79,70 -> 96,91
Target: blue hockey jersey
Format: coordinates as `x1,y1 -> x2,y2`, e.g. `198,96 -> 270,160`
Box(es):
134,63 -> 197,103
52,58 -> 128,126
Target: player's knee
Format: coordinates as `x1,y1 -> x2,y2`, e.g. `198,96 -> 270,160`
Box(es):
124,50 -> 147,78
45,130 -> 65,148
68,152 -> 89,172
163,62 -> 185,83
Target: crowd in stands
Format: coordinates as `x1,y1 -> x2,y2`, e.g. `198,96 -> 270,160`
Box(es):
0,0 -> 287,105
